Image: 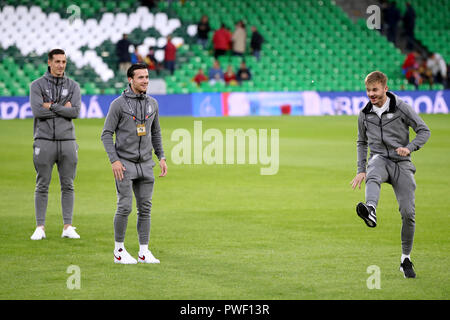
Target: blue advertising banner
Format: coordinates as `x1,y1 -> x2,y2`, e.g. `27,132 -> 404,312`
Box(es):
1,90 -> 448,119
221,90 -> 450,116
191,92 -> 223,117
0,93 -> 192,119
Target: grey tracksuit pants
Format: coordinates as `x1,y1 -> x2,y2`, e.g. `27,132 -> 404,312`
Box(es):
365,155 -> 416,255
33,139 -> 78,226
114,158 -> 155,245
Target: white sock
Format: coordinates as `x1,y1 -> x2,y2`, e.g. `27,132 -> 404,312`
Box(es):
139,244 -> 148,254
115,242 -> 124,252
401,254 -> 410,263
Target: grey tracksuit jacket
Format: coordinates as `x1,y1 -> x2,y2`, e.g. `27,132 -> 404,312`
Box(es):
357,91 -> 431,173
30,71 -> 81,140
29,71 -> 81,226
101,86 -> 165,164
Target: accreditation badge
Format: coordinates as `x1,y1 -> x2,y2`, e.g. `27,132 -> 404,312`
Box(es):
136,123 -> 146,136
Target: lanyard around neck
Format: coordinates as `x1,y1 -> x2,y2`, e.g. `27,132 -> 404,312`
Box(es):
123,95 -> 150,123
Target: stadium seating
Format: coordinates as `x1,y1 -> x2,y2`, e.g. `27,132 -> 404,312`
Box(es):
0,0 -> 448,96
392,0 -> 449,63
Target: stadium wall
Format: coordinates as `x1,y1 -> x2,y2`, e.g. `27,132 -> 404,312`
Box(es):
0,90 -> 449,119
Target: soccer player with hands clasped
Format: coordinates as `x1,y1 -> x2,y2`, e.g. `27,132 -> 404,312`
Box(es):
101,64 -> 167,264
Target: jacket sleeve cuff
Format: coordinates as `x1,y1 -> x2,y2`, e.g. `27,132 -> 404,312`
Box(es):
406,143 -> 416,153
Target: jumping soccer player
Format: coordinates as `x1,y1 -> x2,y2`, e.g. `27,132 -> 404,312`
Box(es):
29,48 -> 81,240
101,63 -> 167,264
351,71 -> 430,278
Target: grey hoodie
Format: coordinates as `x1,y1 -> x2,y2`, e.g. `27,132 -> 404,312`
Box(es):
357,91 -> 430,173
101,86 -> 165,164
30,71 -> 81,140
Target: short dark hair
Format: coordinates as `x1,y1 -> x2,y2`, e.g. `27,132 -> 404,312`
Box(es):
127,63 -> 148,78
48,49 -> 65,60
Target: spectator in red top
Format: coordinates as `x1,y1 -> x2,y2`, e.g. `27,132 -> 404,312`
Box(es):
164,35 -> 176,75
224,65 -> 237,86
402,51 -> 421,90
402,51 -> 419,79
193,68 -> 208,86
212,24 -> 232,59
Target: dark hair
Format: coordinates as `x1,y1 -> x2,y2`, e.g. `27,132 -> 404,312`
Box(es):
127,63 -> 148,78
48,48 -> 65,60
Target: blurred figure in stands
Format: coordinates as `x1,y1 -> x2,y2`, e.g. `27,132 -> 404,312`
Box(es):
131,46 -> 144,64
208,60 -> 224,85
193,68 -> 208,86
418,59 -> 433,89
164,35 -> 176,75
236,60 -> 251,84
224,65 -> 237,86
402,51 -> 421,90
212,23 -> 232,59
426,52 -> 447,87
116,34 -> 132,74
140,0 -> 156,10
145,47 -> 161,76
385,2 -> 400,44
402,2 -> 416,50
197,15 -> 211,49
232,20 -> 246,56
250,26 -> 264,60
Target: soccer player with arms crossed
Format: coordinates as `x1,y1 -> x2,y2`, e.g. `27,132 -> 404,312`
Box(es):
351,71 -> 430,278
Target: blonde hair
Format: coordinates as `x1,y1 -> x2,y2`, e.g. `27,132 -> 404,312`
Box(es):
365,71 -> 388,87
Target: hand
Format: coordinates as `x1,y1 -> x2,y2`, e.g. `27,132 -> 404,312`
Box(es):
111,160 -> 126,181
351,172 -> 366,190
396,147 -> 411,157
43,102 -> 52,109
159,159 -> 167,177
64,101 -> 72,108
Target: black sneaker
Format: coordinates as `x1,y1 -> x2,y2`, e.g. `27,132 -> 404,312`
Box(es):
356,202 -> 377,228
400,258 -> 416,278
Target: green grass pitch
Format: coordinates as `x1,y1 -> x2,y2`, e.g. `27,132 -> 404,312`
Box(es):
0,115 -> 448,299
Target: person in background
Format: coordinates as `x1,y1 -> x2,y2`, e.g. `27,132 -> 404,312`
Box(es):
131,46 -> 144,64
212,23 -> 232,59
250,26 -> 264,60
193,68 -> 208,86
402,2 -> 416,50
116,33 -> 133,74
232,20 -> 246,56
164,35 -> 177,75
385,2 -> 401,44
224,65 -> 237,86
236,60 -> 251,83
426,52 -> 447,87
197,15 -> 211,49
208,60 -> 224,85
145,46 -> 162,76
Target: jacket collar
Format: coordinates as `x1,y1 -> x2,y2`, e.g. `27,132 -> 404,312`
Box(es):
362,91 -> 397,114
123,84 -> 147,101
44,70 -> 66,84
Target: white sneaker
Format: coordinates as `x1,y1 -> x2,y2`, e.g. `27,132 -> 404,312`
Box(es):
114,248 -> 137,264
61,226 -> 80,239
30,227 -> 46,240
138,250 -> 160,264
